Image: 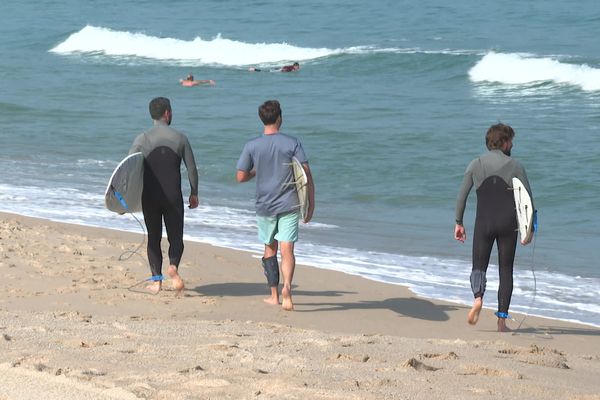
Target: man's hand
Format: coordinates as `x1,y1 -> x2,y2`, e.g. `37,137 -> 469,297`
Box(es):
303,207 -> 314,224
454,224 -> 466,243
189,195 -> 199,209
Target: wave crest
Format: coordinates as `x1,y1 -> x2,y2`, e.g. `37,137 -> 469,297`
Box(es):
50,25 -> 341,66
469,52 -> 600,91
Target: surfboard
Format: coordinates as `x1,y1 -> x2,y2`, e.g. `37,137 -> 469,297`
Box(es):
291,157 -> 309,221
512,177 -> 534,245
105,152 -> 144,214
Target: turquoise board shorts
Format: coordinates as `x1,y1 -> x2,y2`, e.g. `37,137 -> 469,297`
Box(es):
257,211 -> 300,244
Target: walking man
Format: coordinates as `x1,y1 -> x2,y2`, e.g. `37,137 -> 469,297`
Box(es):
236,100 -> 315,310
454,123 -> 533,332
130,97 -> 199,295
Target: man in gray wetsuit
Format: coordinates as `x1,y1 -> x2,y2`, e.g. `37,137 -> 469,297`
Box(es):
236,100 -> 315,311
129,97 -> 199,295
454,123 -> 533,332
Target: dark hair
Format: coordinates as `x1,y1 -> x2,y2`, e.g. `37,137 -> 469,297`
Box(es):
486,123 -> 515,150
149,97 -> 171,120
258,100 -> 281,125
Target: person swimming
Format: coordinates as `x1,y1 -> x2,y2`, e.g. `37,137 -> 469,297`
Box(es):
248,62 -> 300,73
179,74 -> 215,87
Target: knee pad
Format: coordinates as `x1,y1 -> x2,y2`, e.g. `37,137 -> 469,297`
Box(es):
470,270 -> 487,298
261,256 -> 279,287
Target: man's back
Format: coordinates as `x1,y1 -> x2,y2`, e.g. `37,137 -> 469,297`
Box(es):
237,132 -> 306,216
130,121 -> 198,203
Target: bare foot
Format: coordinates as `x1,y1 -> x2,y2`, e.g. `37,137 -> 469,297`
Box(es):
263,296 -> 279,305
263,287 -> 279,305
281,284 -> 294,311
497,318 -> 511,332
145,281 -> 161,295
167,266 -> 185,297
467,297 -> 483,325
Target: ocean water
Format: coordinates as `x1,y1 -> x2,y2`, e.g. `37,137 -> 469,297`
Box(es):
1,0 -> 599,327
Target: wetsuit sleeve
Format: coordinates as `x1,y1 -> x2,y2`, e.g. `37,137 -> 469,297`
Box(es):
182,136 -> 199,196
455,160 -> 476,224
129,134 -> 145,155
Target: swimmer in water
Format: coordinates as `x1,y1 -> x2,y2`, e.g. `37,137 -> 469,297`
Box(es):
248,62 -> 300,73
179,74 -> 216,87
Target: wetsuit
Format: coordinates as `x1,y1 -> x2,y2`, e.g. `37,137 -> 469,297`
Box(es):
455,149 -> 533,315
129,121 -> 198,277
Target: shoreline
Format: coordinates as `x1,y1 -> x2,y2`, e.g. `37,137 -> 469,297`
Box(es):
1,211 -> 600,398
2,210 -> 598,329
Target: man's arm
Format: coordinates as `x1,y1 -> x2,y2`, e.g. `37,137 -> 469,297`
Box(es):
129,134 -> 143,155
181,136 -> 199,196
236,169 -> 255,183
454,165 -> 473,243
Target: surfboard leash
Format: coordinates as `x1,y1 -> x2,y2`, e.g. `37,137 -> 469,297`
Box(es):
110,186 -> 147,263
126,274 -> 165,294
117,211 -> 147,263
514,234 -> 537,331
512,210 -> 553,338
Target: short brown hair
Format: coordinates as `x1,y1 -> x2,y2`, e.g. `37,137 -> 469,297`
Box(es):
486,123 -> 515,150
149,97 -> 171,120
258,100 -> 281,125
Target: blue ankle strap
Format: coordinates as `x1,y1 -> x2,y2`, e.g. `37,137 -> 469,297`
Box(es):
149,275 -> 164,281
495,311 -> 510,319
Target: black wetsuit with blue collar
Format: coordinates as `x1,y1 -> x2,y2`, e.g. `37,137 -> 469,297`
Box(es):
455,149 -> 533,316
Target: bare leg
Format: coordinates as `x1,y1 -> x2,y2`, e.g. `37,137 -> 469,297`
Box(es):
497,318 -> 511,332
468,296 -> 483,325
263,242 -> 279,305
280,241 -> 295,311
167,265 -> 184,297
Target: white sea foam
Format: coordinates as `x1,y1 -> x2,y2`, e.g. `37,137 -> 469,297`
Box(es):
50,25 -> 342,66
469,52 -> 600,91
49,26 -> 483,67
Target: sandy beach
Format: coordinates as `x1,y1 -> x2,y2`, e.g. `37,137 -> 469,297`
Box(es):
1,212 -> 599,399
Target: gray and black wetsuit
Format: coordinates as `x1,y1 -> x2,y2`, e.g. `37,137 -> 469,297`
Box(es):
455,149 -> 533,315
129,121 -> 198,278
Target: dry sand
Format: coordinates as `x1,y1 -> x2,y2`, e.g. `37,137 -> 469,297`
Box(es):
1,212 -> 599,399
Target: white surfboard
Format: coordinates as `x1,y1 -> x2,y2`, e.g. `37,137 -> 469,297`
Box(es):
105,152 -> 144,214
512,177 -> 534,245
291,157 -> 309,221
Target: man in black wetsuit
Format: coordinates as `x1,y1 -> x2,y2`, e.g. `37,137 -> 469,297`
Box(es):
454,123 -> 533,332
129,97 -> 199,295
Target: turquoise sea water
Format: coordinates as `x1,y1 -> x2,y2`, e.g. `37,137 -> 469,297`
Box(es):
1,0 -> 599,326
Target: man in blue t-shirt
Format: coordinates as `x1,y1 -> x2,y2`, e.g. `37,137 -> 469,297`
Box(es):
236,100 -> 315,311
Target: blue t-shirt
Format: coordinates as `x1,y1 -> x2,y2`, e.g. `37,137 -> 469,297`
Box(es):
236,132 -> 307,216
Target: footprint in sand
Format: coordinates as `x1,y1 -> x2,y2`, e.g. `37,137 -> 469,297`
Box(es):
459,365 -> 522,379
420,352 -> 459,360
332,353 -> 370,363
403,358 -> 440,372
498,345 -> 569,369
